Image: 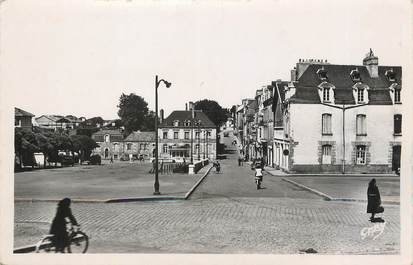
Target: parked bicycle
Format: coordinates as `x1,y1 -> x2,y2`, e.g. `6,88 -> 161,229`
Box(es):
35,223 -> 89,253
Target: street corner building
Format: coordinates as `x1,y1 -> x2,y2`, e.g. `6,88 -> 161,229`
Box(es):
234,49 -> 402,174
277,50 -> 402,174
158,102 -> 217,162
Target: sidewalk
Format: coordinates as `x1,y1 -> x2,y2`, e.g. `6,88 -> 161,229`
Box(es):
264,168 -> 400,204
14,162 -> 214,203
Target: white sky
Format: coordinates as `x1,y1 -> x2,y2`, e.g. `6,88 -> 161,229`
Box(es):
1,0 -> 410,120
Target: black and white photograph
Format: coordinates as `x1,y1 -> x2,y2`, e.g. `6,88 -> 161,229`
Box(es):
1,0 -> 412,264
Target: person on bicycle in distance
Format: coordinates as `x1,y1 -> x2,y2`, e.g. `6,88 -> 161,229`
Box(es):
50,198 -> 79,253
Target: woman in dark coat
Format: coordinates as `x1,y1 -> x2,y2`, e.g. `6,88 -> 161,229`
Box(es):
50,198 -> 78,253
367,179 -> 383,221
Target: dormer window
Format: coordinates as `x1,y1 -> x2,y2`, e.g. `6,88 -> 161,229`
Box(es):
317,67 -> 327,80
184,120 -> 191,126
323,87 -> 330,102
395,89 -> 401,103
385,69 -> 396,82
357,88 -> 365,103
173,120 -> 179,127
353,83 -> 369,104
350,68 -> 360,82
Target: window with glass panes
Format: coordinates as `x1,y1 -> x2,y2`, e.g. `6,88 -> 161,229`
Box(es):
395,89 -> 401,103
323,88 -> 330,102
356,145 -> 366,165
356,114 -> 366,135
357,88 -> 364,102
322,114 -> 332,135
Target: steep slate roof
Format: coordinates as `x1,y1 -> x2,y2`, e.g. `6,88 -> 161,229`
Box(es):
160,110 -> 216,128
15,107 -> 34,117
273,81 -> 289,127
124,131 -> 155,142
35,115 -> 64,122
91,129 -> 124,142
290,64 -> 401,105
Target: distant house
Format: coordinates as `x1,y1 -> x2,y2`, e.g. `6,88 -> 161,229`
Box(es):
123,131 -> 156,161
158,102 -> 217,162
15,107 -> 34,130
35,114 -> 83,131
91,129 -> 124,160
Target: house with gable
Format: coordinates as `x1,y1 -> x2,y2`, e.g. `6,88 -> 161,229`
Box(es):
276,50 -> 402,173
15,107 -> 34,130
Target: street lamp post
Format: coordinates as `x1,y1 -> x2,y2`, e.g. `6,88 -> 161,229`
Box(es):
154,75 -> 171,195
197,120 -> 201,160
203,129 -> 206,159
190,120 -> 194,164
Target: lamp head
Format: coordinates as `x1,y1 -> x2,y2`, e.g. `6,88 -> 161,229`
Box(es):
165,81 -> 172,88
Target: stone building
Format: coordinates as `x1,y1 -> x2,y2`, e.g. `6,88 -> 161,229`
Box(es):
91,129 -> 124,160
276,50 -> 402,173
158,103 -> 217,162
123,131 -> 155,161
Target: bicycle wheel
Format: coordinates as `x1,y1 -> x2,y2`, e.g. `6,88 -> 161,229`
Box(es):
36,236 -> 54,253
67,231 -> 89,253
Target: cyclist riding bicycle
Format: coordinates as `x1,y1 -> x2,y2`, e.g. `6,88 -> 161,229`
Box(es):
49,198 -> 79,253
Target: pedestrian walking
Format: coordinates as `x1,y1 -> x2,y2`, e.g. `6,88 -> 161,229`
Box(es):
367,178 -> 384,222
110,156 -> 114,163
49,198 -> 79,253
238,156 -> 242,166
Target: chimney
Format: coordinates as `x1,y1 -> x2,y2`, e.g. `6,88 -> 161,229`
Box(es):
188,101 -> 194,111
185,103 -> 188,111
291,67 -> 297,81
160,109 -> 164,124
363,48 -> 379,78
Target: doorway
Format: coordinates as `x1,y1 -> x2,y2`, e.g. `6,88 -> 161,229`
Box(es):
392,145 -> 401,173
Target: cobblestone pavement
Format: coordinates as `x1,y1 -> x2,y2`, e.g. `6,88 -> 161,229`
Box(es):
14,198 -> 399,254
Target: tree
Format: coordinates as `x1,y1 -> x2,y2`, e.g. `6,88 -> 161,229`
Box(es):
70,135 -> 98,162
117,93 -> 152,134
194,99 -> 228,127
142,110 -> 156,131
15,128 -> 39,169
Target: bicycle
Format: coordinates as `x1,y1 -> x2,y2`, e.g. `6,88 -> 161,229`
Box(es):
35,224 -> 89,253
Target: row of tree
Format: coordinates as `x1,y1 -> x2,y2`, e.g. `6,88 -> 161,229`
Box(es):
15,127 -> 98,170
117,94 -> 230,135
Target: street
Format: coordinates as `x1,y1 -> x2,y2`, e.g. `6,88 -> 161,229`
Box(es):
13,130 -> 400,254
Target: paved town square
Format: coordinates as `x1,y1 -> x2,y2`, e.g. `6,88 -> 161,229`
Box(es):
14,131 -> 400,254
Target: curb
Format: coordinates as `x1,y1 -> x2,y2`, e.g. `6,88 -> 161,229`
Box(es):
105,165 -> 214,203
263,169 -> 397,178
281,177 -> 400,205
184,166 -> 214,199
15,198 -> 107,203
281,178 -> 333,201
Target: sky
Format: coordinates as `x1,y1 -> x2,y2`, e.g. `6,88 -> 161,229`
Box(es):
1,0 -> 411,120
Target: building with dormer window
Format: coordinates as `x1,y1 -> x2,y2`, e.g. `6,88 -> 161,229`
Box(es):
275,50 -> 402,173
158,103 -> 217,161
